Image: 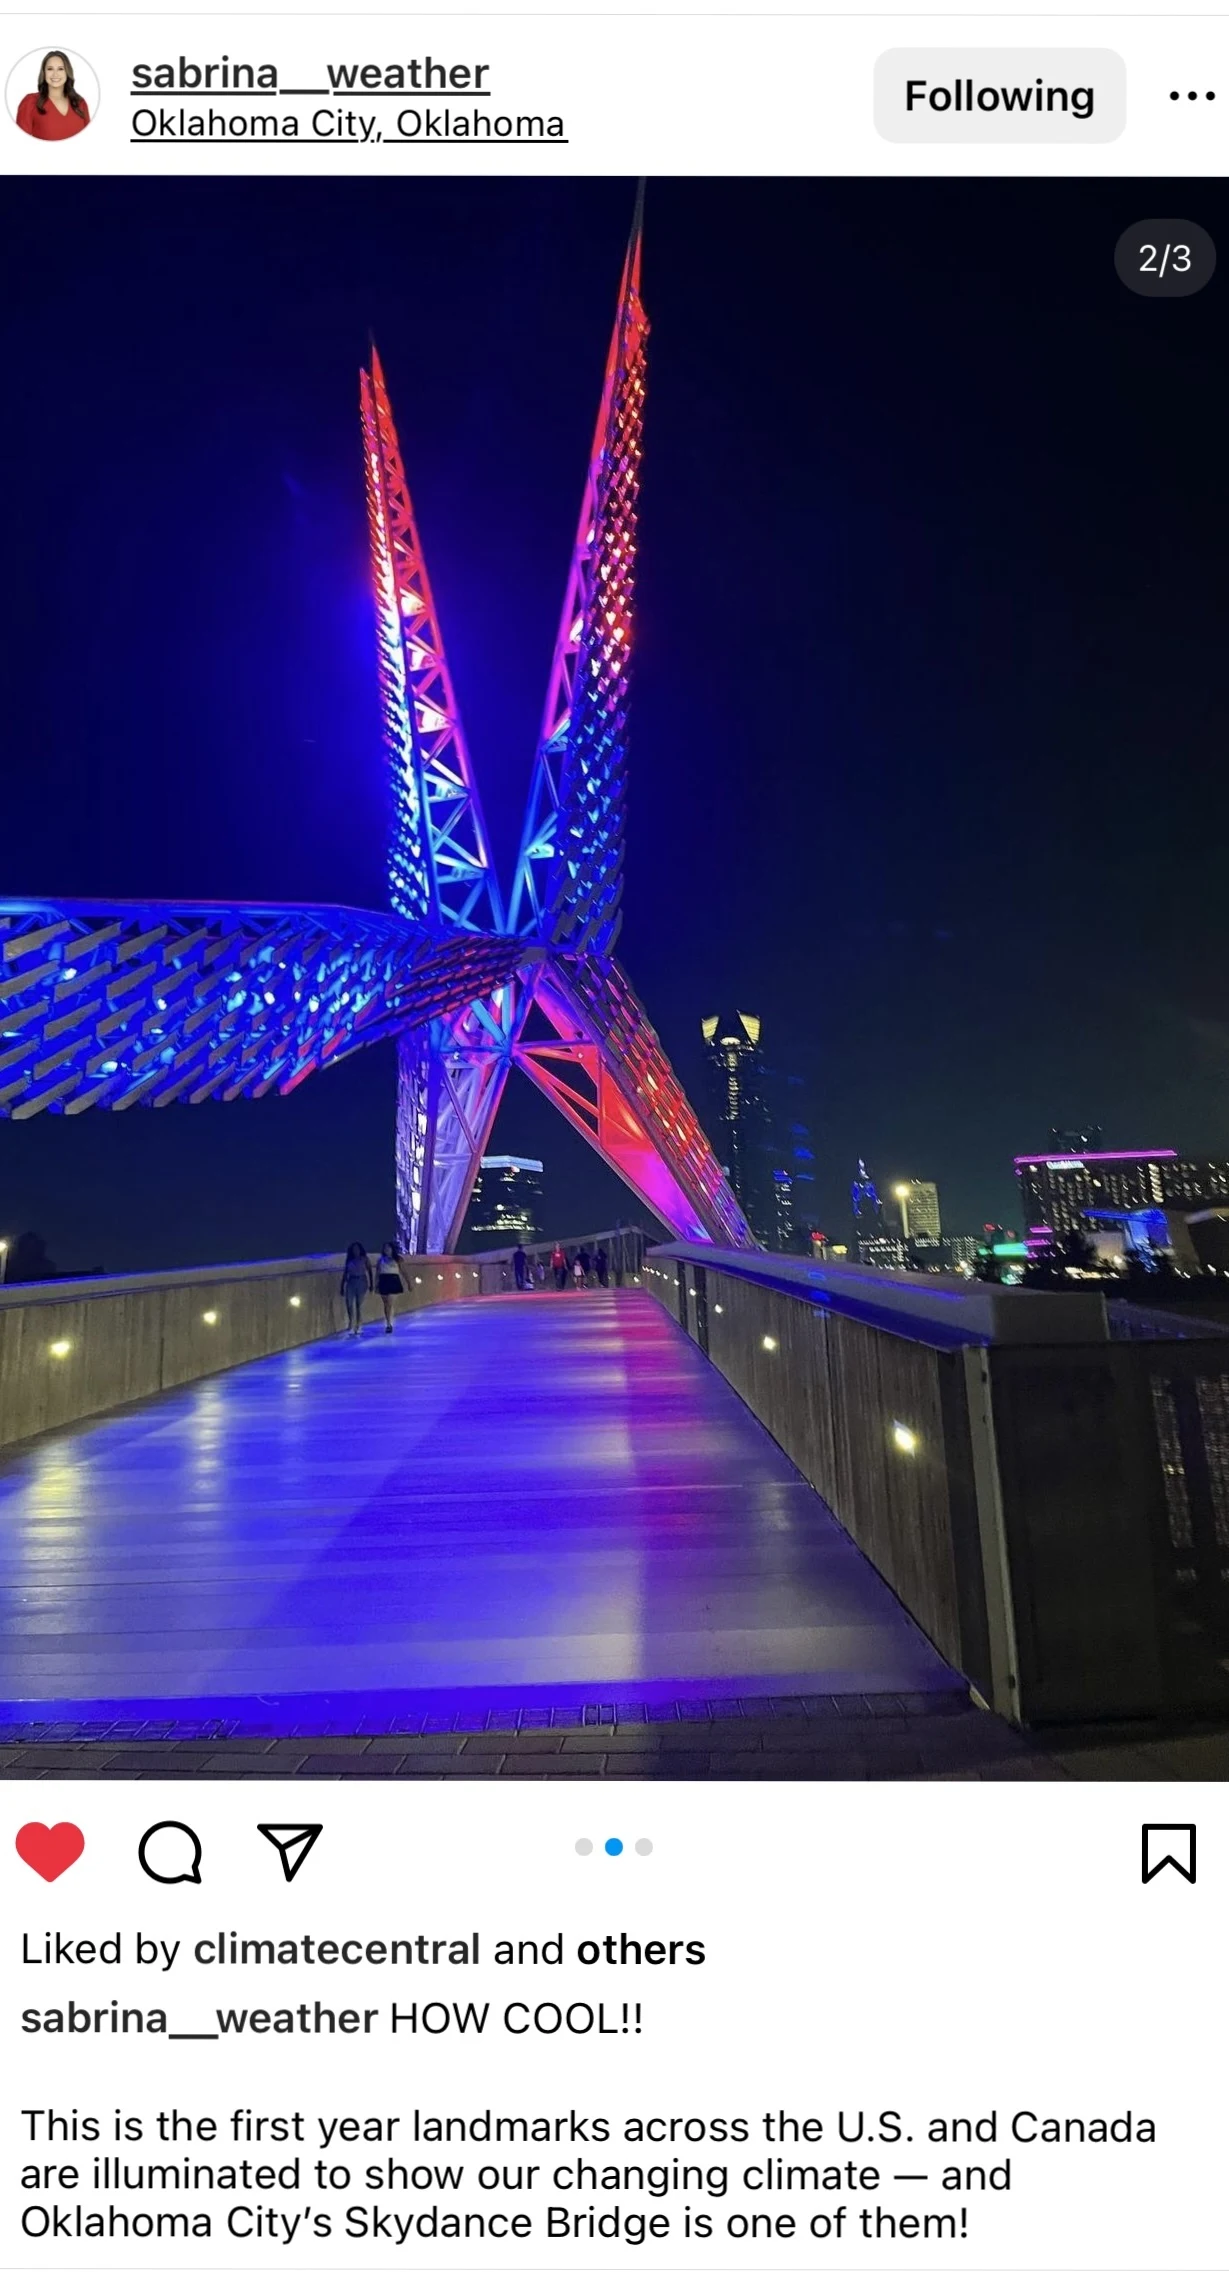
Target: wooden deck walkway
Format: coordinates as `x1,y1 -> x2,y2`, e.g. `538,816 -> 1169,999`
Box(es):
0,1289 -> 958,1727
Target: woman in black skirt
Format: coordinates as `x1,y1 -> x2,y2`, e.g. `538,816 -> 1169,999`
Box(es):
375,1242 -> 405,1332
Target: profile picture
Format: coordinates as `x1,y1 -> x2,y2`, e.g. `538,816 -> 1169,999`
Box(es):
9,47 -> 94,140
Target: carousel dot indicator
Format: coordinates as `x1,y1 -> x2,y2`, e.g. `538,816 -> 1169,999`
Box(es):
604,1837 -> 624,1857
574,1838 -> 593,1856
635,1838 -> 653,1856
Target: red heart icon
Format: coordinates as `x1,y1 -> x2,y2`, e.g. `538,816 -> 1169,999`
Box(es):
16,1823 -> 85,1882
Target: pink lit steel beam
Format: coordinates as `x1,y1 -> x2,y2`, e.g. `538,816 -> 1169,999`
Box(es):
509,190 -> 647,954
516,954 -> 754,1247
361,348 -> 514,1249
360,348 -> 503,934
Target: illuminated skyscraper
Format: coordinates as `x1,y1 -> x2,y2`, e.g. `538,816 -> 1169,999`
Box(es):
894,1178 -> 941,1244
1016,1148 -> 1174,1237
776,1070 -> 817,1251
700,1018 -> 816,1249
852,1159 -> 882,1238
701,1013 -> 773,1240
467,1156 -> 544,1242
772,1167 -> 795,1251
851,1159 -> 906,1267
852,1158 -> 884,1257
1016,1146 -> 1229,1246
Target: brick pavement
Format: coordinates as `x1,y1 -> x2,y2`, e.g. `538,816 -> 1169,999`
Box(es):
0,1689 -> 1062,1779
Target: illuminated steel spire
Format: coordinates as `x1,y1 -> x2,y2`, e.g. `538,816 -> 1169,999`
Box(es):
510,189 -> 647,954
360,346 -> 503,935
500,192 -> 751,1245
361,345 -> 515,1250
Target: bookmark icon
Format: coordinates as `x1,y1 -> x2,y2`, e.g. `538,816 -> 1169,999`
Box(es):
257,1822 -> 323,1882
1140,1823 -> 1195,1885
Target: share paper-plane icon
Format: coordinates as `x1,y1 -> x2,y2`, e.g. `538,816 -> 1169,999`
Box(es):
256,1823 -> 323,1882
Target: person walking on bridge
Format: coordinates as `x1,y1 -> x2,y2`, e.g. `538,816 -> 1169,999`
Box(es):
375,1242 -> 404,1331
512,1242 -> 528,1292
595,1243 -> 609,1288
551,1243 -> 568,1291
340,1240 -> 373,1336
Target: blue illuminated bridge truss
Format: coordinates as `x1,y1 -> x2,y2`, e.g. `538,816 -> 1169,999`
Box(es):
0,201 -> 753,1254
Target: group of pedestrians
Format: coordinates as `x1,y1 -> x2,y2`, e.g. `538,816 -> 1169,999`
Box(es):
341,1237 -> 615,1330
340,1241 -> 404,1335
513,1241 -> 609,1292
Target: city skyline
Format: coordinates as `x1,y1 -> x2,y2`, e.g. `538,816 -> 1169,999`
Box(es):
7,978 -> 1229,1269
2,174 -> 1227,1270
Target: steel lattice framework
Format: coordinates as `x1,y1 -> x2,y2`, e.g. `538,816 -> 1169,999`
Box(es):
0,901 -> 521,1117
0,200 -> 753,1254
509,196 -> 645,956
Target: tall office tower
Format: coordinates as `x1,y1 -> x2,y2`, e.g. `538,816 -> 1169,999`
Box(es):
895,1178 -> 942,1244
771,1167 -> 795,1252
778,1073 -> 817,1250
701,1013 -> 773,1239
466,1156 -> 544,1242
851,1158 -> 888,1264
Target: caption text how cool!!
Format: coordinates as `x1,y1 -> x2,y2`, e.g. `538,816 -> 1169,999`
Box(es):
19,1928 -> 701,2039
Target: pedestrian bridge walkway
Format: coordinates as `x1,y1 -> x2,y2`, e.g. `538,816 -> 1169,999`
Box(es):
0,1289 -> 957,1729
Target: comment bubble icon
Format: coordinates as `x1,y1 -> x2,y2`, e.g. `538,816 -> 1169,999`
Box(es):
138,1820 -> 203,1885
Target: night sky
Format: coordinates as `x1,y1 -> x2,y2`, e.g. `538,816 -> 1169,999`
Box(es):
2,176 -> 1227,1271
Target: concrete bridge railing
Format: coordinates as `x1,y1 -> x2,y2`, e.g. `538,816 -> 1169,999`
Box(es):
648,1243 -> 1229,1729
0,1228 -> 657,1451
0,1252 -> 492,1451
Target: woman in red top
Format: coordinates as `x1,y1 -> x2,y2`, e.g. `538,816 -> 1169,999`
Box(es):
16,52 -> 90,140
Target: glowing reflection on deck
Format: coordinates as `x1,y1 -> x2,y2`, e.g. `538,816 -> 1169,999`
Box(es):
0,1291 -> 956,1723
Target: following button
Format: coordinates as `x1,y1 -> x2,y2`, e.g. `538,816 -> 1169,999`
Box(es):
874,50 -> 1126,143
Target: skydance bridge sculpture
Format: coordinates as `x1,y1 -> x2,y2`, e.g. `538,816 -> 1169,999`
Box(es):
0,199 -> 753,1254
